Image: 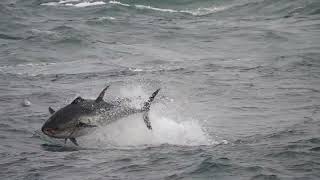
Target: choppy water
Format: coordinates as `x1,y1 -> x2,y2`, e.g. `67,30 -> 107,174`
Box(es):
1,0 -> 320,179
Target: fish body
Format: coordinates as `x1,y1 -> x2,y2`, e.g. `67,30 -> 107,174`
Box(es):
41,85 -> 160,146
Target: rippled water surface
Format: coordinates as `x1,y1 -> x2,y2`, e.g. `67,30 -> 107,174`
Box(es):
0,0 -> 320,179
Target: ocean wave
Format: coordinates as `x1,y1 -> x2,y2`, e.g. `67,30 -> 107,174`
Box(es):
112,0 -> 320,18
109,0 -> 130,7
251,174 -> 279,180
41,0 -> 225,16
70,1 -> 106,7
109,0 -> 225,16
266,150 -> 311,159
0,33 -> 24,40
225,0 -> 320,18
28,0 -> 320,18
0,59 -> 114,77
188,157 -> 231,175
41,0 -> 106,7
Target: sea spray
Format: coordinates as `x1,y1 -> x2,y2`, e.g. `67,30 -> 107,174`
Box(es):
81,111 -> 216,148
80,86 -> 216,148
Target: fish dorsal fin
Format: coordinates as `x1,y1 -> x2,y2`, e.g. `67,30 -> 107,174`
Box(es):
48,107 -> 55,114
95,85 -> 110,103
71,96 -> 84,104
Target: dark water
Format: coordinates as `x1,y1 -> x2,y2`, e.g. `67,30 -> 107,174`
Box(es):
1,0 -> 320,179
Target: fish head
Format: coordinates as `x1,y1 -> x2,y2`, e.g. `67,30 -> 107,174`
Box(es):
42,97 -> 95,138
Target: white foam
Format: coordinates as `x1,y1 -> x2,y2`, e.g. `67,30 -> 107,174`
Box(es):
109,0 -> 130,7
108,0 -> 225,16
72,1 -> 106,7
129,67 -> 143,72
98,16 -> 116,20
119,85 -> 149,109
41,0 -> 79,6
22,99 -> 32,107
60,0 -> 80,3
41,0 -> 106,7
134,5 -> 178,13
41,0 -> 224,15
82,113 -> 216,148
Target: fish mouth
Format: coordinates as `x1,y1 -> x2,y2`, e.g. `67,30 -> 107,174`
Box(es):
41,126 -> 79,139
41,124 -> 92,139
42,127 -> 59,137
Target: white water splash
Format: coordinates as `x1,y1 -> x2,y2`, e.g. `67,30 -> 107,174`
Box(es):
36,84 -> 219,149
118,85 -> 149,109
81,112 -> 216,147
37,86 -> 219,148
79,86 -> 217,148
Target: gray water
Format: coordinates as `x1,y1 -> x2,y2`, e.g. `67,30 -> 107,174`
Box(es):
1,0 -> 320,179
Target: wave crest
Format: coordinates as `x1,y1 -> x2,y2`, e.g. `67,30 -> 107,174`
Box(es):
41,0 -> 106,7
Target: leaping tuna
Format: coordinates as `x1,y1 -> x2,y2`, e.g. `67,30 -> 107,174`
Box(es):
41,85 -> 160,146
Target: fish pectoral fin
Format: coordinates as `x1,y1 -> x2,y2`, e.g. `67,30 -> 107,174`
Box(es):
143,112 -> 152,130
77,122 -> 97,128
96,85 -> 110,103
69,138 -> 79,146
48,107 -> 55,114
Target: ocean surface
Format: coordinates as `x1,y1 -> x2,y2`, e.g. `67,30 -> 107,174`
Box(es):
0,0 -> 320,179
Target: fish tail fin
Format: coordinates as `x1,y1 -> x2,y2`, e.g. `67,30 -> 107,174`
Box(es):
142,88 -> 160,130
